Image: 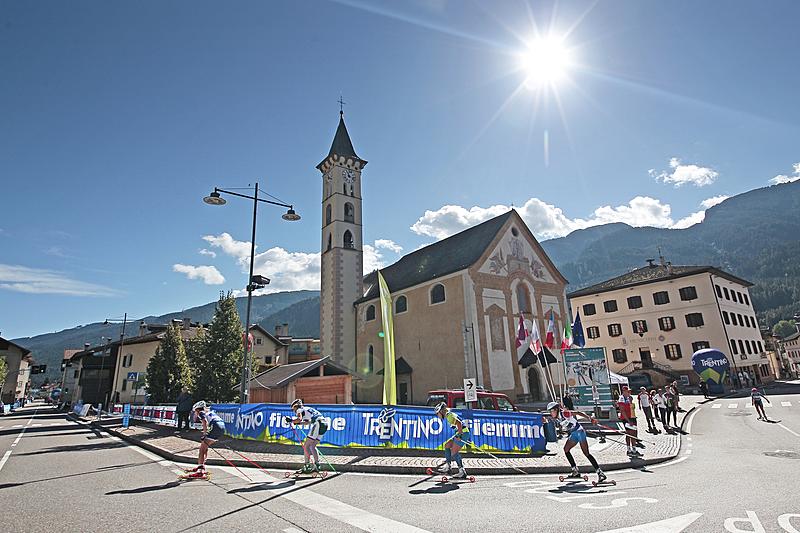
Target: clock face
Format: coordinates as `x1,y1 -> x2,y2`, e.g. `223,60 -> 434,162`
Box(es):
342,169 -> 355,183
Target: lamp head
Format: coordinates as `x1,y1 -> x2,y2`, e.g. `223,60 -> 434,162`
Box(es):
282,208 -> 301,221
203,191 -> 226,205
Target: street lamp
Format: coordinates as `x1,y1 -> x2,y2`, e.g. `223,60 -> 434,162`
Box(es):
203,182 -> 300,403
104,313 -> 130,407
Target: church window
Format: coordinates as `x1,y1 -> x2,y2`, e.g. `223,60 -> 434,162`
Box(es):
343,230 -> 354,249
516,284 -> 531,314
395,295 -> 407,314
325,204 -> 332,225
367,345 -> 374,373
343,183 -> 347,195
511,227 -> 519,237
344,202 -> 354,223
430,284 -> 446,305
366,305 -> 376,321
327,234 -> 332,251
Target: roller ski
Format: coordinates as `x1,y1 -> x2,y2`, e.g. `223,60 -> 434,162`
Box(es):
285,463 -> 327,479
559,468 -> 588,482
591,470 -> 616,487
440,468 -> 476,484
178,468 -> 211,481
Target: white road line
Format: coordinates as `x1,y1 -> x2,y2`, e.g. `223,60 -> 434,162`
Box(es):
777,424 -> 800,438
685,407 -> 700,433
711,404 -> 721,409
12,424 -> 22,428
727,403 -> 738,409
32,423 -> 42,427
684,450 -> 692,455
782,402 -> 792,407
0,450 -> 12,474
283,529 -> 305,533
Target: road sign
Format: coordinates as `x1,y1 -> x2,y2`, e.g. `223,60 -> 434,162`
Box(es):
127,372 -> 138,381
464,378 -> 478,402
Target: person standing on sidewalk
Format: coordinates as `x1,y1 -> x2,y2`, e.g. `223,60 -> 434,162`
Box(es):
175,387 -> 193,432
699,380 -> 709,399
638,387 -> 658,434
617,386 -> 642,457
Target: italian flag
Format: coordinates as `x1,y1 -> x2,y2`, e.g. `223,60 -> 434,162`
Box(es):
561,322 -> 573,354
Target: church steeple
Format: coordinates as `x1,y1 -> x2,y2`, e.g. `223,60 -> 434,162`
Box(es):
317,112 -> 367,170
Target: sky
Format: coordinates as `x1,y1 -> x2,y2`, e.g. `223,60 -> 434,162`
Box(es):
2,0 -> 799,339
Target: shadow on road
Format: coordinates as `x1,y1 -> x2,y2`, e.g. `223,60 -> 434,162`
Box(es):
0,424 -> 91,438
15,440 -> 126,456
106,481 -> 183,495
409,482 -> 460,495
227,480 -> 295,494
0,462 -> 152,490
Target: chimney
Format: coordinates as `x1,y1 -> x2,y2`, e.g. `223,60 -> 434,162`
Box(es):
138,321 -> 147,336
182,317 -> 191,330
646,259 -> 656,268
275,325 -> 282,336
282,323 -> 289,336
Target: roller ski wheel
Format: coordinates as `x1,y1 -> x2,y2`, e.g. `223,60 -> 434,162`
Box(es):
558,474 -> 588,482
592,479 -> 616,487
179,471 -> 211,481
426,468 -> 434,475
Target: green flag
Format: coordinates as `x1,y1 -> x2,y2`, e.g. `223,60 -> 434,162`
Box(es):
378,271 -> 397,405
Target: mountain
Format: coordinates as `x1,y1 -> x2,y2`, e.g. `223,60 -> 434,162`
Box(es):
541,180 -> 800,327
13,290 -> 318,384
257,296 -> 321,338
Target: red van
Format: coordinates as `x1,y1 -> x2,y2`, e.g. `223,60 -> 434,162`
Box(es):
426,389 -> 518,411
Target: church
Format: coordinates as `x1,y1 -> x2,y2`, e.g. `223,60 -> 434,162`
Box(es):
317,112 -> 569,405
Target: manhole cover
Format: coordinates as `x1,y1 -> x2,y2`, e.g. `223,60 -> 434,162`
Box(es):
764,451 -> 800,459
725,411 -> 752,417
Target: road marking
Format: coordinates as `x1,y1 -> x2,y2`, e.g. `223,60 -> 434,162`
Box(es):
685,407 -> 700,433
684,450 -> 692,455
12,424 -> 22,428
594,512 -> 703,532
728,403 -> 738,409
712,404 -> 722,409
782,402 -> 792,407
283,529 -> 305,533
777,424 -> 800,438
32,423 -> 42,427
0,451 -> 12,474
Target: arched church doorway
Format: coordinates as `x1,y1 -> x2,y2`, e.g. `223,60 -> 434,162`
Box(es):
527,367 -> 543,401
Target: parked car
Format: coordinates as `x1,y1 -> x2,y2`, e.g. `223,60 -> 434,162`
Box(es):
426,389 -> 518,411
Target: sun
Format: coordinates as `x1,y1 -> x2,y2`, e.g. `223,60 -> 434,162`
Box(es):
519,35 -> 572,90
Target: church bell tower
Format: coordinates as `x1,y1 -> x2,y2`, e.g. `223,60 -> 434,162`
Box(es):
317,111 -> 366,368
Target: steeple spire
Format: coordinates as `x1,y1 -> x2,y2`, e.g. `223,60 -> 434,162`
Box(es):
327,113 -> 359,159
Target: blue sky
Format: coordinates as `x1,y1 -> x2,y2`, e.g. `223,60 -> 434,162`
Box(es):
2,0 -> 799,339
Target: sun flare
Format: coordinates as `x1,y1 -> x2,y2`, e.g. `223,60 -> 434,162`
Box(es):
519,35 -> 572,90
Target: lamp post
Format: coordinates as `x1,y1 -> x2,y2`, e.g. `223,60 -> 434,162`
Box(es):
104,313 -> 129,407
203,183 -> 300,403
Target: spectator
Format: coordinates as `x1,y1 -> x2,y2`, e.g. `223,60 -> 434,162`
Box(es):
562,391 -> 575,411
175,387 -> 194,432
617,386 -> 642,457
671,381 -> 682,412
736,371 -> 744,389
638,386 -> 658,434
661,387 -> 674,431
742,370 -> 751,388
666,386 -> 678,428
699,380 -> 709,399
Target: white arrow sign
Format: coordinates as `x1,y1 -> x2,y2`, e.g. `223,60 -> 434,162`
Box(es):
464,378 -> 477,403
595,512 -> 703,533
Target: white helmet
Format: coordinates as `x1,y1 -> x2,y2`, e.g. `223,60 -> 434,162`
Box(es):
434,402 -> 447,414
546,401 -> 560,411
192,400 -> 207,411
290,399 -> 303,410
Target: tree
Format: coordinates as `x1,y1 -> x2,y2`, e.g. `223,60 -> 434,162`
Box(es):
146,324 -> 193,404
773,320 -> 798,339
0,357 -> 8,396
192,291 -> 244,403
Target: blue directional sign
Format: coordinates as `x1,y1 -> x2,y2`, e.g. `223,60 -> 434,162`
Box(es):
127,372 -> 138,381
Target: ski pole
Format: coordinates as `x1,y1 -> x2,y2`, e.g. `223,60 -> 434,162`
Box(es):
462,439 -> 531,476
209,444 -> 253,481
581,416 -> 657,445
218,441 -> 273,477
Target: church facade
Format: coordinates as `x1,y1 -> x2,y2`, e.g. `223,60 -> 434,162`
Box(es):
317,114 -> 569,405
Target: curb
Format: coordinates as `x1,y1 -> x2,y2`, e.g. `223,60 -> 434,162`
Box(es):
87,419 -> 681,476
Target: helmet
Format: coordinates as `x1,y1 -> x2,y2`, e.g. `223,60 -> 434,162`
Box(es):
434,402 -> 447,414
751,387 -> 758,392
192,400 -> 207,411
290,399 -> 303,409
546,401 -> 560,411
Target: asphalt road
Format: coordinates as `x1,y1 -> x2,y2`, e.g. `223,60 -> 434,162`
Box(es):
2,387 -> 800,533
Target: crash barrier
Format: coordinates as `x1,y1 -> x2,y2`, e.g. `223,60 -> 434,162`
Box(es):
112,404 -> 201,429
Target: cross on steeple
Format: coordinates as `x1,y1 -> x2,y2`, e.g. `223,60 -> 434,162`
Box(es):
338,94 -> 346,116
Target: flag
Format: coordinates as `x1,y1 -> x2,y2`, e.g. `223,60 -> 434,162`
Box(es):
377,271 -> 397,405
545,310 -> 555,349
572,312 -> 586,348
516,315 -> 536,368
539,345 -> 559,367
530,319 -> 543,355
561,322 -> 573,354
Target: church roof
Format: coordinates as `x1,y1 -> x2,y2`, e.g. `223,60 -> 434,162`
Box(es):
358,210 -> 515,302
327,113 -> 359,160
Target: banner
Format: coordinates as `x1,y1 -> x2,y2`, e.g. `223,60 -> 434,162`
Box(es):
691,348 -> 730,394
377,271 -> 397,406
563,348 -> 614,410
129,403 -> 546,453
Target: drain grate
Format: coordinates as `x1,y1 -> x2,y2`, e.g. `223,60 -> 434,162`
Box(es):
764,451 -> 800,459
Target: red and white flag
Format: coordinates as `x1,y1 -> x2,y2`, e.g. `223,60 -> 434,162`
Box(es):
530,319 -> 543,355
515,315 -> 529,362
544,310 -> 555,349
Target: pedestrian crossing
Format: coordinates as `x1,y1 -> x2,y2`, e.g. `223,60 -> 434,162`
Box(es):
710,400 -> 798,410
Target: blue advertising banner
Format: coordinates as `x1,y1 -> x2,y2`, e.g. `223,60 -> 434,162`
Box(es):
209,403 -> 546,453
691,348 -> 730,394
122,404 -> 131,429
563,348 -> 614,410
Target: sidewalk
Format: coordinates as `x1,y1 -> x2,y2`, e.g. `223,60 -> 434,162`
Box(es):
83,398 -> 704,475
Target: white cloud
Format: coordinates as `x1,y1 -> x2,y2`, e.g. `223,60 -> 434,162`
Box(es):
198,248 -> 217,258
172,264 -> 225,285
700,195 -> 730,209
410,196 -> 675,241
768,162 -> 800,185
650,157 -> 719,187
0,264 -> 121,296
374,239 -> 403,254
